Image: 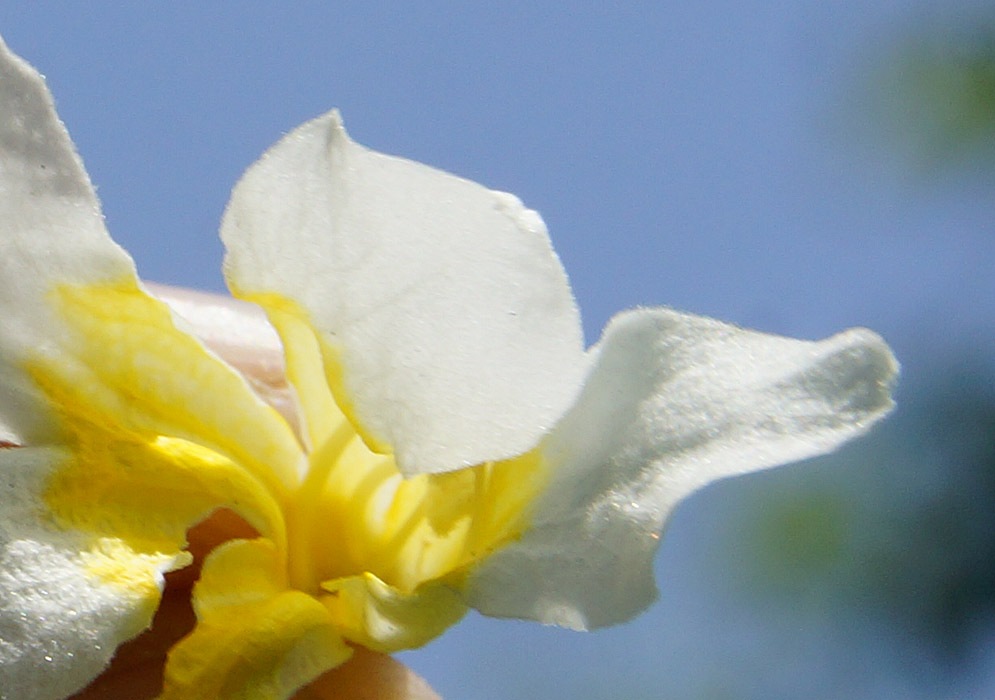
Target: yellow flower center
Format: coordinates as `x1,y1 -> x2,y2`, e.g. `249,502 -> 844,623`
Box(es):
34,280 -> 547,687
248,292 -> 547,650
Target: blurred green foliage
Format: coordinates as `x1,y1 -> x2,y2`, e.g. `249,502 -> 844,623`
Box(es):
870,20 -> 995,169
907,368 -> 995,654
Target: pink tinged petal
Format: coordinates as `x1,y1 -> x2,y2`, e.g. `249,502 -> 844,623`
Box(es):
146,283 -> 301,437
221,111 -> 587,475
0,420 -> 16,446
468,307 -> 898,630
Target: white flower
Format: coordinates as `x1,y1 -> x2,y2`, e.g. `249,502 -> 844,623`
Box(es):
0,34 -> 898,700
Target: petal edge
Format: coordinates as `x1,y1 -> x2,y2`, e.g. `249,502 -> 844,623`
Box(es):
468,308 -> 898,629
222,112 -> 587,474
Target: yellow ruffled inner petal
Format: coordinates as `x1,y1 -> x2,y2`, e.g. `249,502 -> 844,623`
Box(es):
45,280 -> 302,496
22,279 -> 300,673
45,428 -> 287,555
304,447 -> 547,593
31,280 -> 297,550
161,538 -> 352,700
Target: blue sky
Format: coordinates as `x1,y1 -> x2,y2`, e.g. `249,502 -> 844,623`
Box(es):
3,3 -> 994,698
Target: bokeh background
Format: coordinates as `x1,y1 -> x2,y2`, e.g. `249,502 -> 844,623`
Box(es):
3,3 -> 993,698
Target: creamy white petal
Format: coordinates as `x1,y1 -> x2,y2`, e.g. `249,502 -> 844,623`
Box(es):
0,447 -> 184,700
468,308 -> 898,629
0,40 -> 302,493
221,111 -> 587,475
0,35 -> 135,443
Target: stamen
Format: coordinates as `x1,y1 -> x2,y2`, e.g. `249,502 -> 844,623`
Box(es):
286,419 -> 356,591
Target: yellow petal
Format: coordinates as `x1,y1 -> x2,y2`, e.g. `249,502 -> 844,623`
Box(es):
41,281 -> 302,495
320,573 -> 466,653
161,539 -> 351,700
32,281 -> 300,556
250,292 -> 551,598
238,292 -> 350,454
288,400 -> 549,596
45,430 -> 287,557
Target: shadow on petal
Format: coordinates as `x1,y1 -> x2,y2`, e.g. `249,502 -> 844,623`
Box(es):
69,583 -> 195,700
70,509 -> 257,700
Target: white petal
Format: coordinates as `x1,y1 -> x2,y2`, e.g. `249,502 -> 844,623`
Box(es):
468,308 -> 898,629
221,111 -> 586,474
0,35 -> 135,443
0,41 -> 301,494
0,448 -> 183,700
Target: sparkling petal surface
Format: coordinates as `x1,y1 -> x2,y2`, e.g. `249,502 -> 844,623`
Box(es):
221,111 -> 587,475
468,307 -> 898,629
0,447 -> 185,700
